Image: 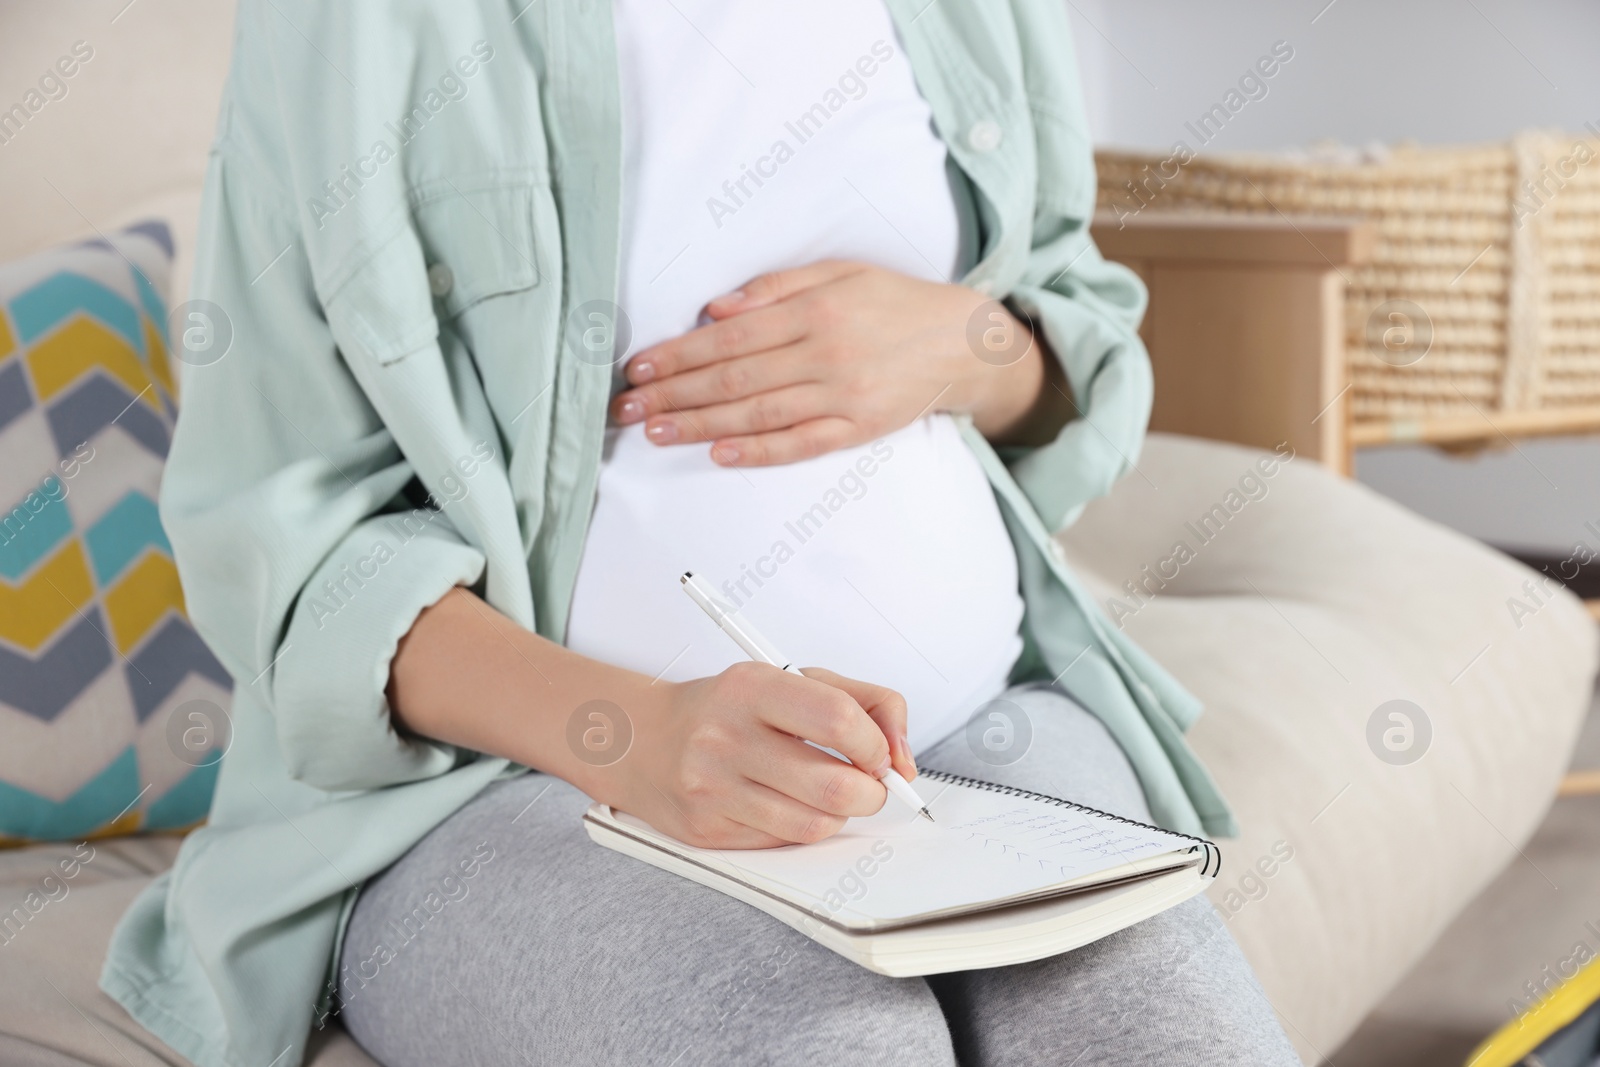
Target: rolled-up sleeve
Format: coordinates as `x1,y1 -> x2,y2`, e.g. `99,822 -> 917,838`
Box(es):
160,146 -> 483,792
998,0 -> 1154,534
273,514 -> 485,789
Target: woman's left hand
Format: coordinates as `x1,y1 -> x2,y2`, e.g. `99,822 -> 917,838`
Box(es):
609,260 -> 1071,466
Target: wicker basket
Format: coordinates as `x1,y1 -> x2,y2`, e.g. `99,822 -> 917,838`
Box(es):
1095,134 -> 1600,447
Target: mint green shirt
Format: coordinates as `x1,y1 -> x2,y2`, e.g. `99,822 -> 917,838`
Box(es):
104,3 -> 1235,1064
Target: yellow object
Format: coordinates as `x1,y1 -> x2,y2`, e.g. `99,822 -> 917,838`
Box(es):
103,550 -> 185,654
141,313 -> 177,401
1465,955 -> 1600,1067
26,315 -> 161,408
0,539 -> 95,651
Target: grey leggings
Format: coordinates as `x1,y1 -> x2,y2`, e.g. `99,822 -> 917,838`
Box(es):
335,685 -> 1299,1066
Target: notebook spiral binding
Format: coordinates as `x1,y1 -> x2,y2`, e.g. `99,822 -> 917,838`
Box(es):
918,768 -> 1223,879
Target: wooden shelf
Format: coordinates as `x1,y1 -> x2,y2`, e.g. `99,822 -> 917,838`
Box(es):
1350,406 -> 1600,448
1559,769 -> 1600,797
1091,211 -> 1377,475
1091,210 -> 1600,474
1092,213 -> 1377,268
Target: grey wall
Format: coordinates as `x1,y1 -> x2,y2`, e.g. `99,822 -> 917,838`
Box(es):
1067,0 -> 1600,554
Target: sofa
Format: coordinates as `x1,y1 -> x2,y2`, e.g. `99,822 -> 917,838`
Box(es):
3,3 -> 1596,1065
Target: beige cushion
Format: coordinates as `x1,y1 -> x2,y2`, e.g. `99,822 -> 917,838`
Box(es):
0,840 -> 376,1065
1059,435 -> 1598,1062
0,0 -> 236,304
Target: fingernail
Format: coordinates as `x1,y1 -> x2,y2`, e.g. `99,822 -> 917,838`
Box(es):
630,360 -> 656,383
645,420 -> 678,443
874,754 -> 893,777
713,289 -> 745,306
617,397 -> 645,423
899,734 -> 917,775
711,443 -> 740,464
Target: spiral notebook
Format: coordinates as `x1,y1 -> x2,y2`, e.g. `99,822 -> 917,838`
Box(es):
583,768 -> 1220,976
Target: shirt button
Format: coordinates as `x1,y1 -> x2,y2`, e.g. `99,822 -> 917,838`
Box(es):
967,119 -> 1003,153
427,262 -> 454,298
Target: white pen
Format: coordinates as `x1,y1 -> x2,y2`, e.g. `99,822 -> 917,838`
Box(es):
680,571 -> 935,824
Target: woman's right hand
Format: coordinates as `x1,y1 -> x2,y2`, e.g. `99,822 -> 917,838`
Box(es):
608,661 -> 914,850
386,587 -> 916,851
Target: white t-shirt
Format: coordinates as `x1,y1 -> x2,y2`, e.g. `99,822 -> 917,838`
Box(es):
565,0 -> 1024,753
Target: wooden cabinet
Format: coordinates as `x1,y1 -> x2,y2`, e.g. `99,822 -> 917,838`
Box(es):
1091,212 -> 1375,476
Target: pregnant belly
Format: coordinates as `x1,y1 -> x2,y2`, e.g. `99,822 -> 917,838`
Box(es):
564,415 -> 1025,754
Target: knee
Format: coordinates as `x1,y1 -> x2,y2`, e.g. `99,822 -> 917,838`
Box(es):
707,943 -> 955,1067
1094,898 -> 1297,1060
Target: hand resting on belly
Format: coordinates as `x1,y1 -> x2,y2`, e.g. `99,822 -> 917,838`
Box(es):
608,258 -> 1074,465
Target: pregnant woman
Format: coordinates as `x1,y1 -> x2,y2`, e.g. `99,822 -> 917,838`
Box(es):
104,2 -> 1298,1065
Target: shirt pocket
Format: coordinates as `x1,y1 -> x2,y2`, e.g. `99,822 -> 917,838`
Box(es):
410,183 -> 541,321
322,183 -> 542,367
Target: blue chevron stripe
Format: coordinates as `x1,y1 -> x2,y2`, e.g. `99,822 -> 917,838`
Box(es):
10,272 -> 144,354
0,359 -> 30,436
0,609 -> 113,721
123,219 -> 174,258
125,616 -> 232,722
122,219 -> 174,258
143,759 -> 219,831
84,491 -> 169,585
0,480 -> 72,581
0,746 -> 140,841
45,373 -> 170,458
69,224 -> 173,261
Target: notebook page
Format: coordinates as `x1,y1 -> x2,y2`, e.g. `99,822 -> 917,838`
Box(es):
607,772 -> 1198,927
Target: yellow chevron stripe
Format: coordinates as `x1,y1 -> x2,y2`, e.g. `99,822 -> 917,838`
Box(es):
0,809 -> 144,849
142,314 -> 177,402
104,550 -> 185,654
26,316 -> 162,409
0,308 -> 14,361
0,539 -> 95,651
82,808 -> 143,841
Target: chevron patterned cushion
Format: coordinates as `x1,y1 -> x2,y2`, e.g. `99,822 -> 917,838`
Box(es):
0,222 -> 231,845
